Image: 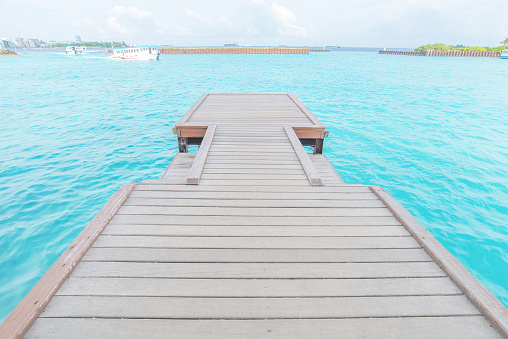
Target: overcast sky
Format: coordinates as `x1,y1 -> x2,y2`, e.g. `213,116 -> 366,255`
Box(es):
1,0 -> 507,47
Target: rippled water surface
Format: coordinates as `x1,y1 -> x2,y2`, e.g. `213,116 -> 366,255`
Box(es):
0,50 -> 507,321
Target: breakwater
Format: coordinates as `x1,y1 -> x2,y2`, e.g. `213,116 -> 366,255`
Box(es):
379,50 -> 500,57
160,47 -> 310,55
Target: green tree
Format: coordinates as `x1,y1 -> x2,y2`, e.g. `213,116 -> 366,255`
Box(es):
501,37 -> 508,48
415,43 -> 454,51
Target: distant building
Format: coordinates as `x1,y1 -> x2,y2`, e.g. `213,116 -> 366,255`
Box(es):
26,39 -> 41,48
42,40 -> 57,48
15,38 -> 26,48
1,39 -> 10,48
75,35 -> 81,42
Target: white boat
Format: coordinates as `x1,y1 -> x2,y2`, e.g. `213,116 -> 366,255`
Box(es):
76,46 -> 86,53
112,46 -> 160,60
500,50 -> 508,59
65,46 -> 78,55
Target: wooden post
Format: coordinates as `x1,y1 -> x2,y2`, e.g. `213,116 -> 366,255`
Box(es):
178,137 -> 188,153
313,138 -> 324,154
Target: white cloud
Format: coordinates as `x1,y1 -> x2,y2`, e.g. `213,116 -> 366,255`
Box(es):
110,6 -> 152,19
270,2 -> 307,37
247,1 -> 307,39
220,16 -> 234,29
73,18 -> 106,35
106,17 -> 129,35
105,6 -> 181,40
184,9 -> 215,26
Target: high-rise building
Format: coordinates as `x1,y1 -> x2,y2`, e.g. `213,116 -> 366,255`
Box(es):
75,35 -> 82,42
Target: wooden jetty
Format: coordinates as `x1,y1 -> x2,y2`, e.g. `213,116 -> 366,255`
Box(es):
379,50 -> 501,57
1,93 -> 507,338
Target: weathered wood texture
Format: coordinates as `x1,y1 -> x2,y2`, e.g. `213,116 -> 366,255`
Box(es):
160,152 -> 195,182
8,94 -> 506,338
284,126 -> 322,186
24,183 -> 505,338
25,317 -> 501,339
186,124 -> 216,184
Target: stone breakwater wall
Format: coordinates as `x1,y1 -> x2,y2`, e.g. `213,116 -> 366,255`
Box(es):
379,50 -> 500,57
160,47 -> 310,55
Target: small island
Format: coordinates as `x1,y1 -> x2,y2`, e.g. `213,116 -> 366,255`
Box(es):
0,47 -> 18,56
380,38 -> 507,57
415,42 -> 506,53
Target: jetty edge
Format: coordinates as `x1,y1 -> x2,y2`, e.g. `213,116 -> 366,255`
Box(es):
1,93 -> 507,338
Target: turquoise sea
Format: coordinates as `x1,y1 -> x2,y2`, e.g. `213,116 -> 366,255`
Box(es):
0,49 -> 507,321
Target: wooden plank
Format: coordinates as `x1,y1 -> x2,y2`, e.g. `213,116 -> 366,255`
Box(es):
190,118 -> 313,122
294,128 -> 327,140
202,168 -> 305,174
129,190 -> 379,200
0,184 -> 137,339
203,160 -> 301,165
204,153 -> 300,159
210,140 -> 292,143
92,235 -> 419,249
25,317 -> 503,339
57,277 -> 458,297
203,164 -> 304,169
208,148 -> 294,153
122,197 -> 386,208
199,174 -> 310,180
134,184 -> 372,192
82,248 -> 429,263
39,295 -> 480,318
109,215 -> 402,226
211,133 -> 288,137
70,262 -> 445,279
186,124 -> 216,185
198,179 -> 312,186
161,152 -> 189,180
309,154 -> 344,184
116,205 -> 394,217
284,126 -> 322,186
177,126 -> 208,138
371,185 -> 508,336
102,225 -> 410,237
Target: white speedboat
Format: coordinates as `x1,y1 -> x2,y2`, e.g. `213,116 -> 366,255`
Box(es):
65,46 -> 77,55
112,46 -> 160,60
501,50 -> 508,59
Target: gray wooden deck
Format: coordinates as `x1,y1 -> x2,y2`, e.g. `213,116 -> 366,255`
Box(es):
2,94 -> 506,338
